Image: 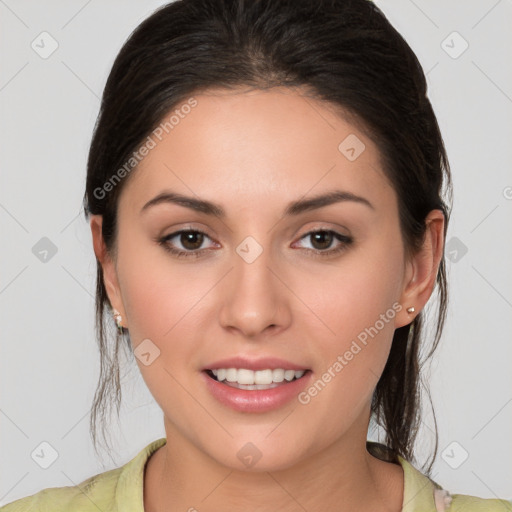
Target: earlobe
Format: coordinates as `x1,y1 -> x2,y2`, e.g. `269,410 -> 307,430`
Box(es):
396,210 -> 445,328
89,215 -> 126,324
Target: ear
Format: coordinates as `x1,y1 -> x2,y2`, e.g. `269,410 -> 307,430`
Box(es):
90,214 -> 127,326
395,209 -> 445,329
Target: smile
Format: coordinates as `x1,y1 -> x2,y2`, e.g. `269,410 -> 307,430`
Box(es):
202,368 -> 312,412
207,368 -> 306,389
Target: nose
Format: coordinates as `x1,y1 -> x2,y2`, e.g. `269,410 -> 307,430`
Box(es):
217,244 -> 292,339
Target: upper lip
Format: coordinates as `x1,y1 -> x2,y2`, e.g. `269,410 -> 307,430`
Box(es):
203,356 -> 309,372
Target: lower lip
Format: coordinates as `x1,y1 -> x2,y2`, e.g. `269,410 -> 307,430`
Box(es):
201,370 -> 312,413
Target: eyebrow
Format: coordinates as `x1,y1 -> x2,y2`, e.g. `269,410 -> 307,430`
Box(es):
140,189 -> 374,217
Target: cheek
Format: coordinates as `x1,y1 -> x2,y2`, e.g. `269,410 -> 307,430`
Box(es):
116,240 -> 211,417
292,232 -> 404,412
292,250 -> 400,439
300,231 -> 404,345
117,231 -> 211,340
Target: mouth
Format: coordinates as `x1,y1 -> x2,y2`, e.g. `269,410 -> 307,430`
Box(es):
201,365 -> 314,413
204,368 -> 311,390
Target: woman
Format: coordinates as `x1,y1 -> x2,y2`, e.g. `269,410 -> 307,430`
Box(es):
2,0 -> 510,510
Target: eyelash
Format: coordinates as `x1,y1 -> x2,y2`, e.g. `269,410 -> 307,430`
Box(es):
157,228 -> 353,259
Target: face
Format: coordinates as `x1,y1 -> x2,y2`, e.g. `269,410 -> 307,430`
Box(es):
92,86 -> 442,472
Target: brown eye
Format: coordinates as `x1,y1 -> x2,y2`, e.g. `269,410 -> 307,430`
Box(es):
294,229 -> 353,257
309,231 -> 334,250
158,229 -> 215,259
179,231 -> 205,250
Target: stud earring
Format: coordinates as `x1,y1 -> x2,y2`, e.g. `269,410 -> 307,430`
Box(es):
112,308 -> 124,334
406,306 -> 415,314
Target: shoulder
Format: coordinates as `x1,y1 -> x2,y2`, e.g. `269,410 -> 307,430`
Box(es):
448,493 -> 512,512
430,475 -> 512,512
0,467 -> 122,512
0,438 -> 167,512
385,445 -> 512,512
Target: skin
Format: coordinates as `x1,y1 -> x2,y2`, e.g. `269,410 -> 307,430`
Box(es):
90,86 -> 445,512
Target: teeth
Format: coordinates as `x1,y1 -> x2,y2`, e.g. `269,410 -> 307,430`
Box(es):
254,369 -> 272,385
209,368 -> 306,385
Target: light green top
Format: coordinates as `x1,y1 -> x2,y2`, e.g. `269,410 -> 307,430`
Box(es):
1,438 -> 511,511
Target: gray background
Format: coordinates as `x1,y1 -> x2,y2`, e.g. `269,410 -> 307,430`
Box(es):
1,0 -> 511,506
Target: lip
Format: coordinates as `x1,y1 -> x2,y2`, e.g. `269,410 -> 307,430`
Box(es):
201,369 -> 313,413
202,356 -> 309,371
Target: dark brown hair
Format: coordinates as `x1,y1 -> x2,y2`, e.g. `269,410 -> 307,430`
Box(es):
83,0 -> 452,474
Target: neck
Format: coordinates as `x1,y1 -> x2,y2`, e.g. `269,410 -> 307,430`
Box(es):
144,416 -> 404,511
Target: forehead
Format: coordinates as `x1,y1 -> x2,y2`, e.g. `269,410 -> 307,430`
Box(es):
118,86 -> 395,217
